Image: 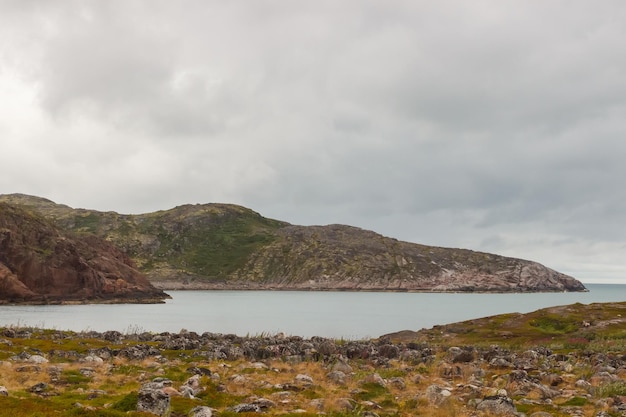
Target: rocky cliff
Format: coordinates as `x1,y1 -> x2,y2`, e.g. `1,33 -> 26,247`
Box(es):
0,194 -> 586,293
0,202 -> 169,304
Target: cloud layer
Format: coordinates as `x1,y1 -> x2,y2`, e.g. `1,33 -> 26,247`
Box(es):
2,1 -> 626,282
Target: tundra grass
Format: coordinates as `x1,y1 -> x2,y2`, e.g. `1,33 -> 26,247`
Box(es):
4,302 -> 626,416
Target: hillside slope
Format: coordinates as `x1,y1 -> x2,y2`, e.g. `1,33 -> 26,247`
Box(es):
0,202 -> 168,304
0,194 -> 586,293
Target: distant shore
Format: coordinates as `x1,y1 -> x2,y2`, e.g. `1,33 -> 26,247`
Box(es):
151,279 -> 589,293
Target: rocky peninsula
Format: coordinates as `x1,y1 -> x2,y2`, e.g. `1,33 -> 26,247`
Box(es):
0,194 -> 586,293
1,301 -> 625,416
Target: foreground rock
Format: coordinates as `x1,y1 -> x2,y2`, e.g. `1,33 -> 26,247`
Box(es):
2,324 -> 625,416
0,203 -> 168,304
5,299 -> 626,417
137,379 -> 172,416
0,194 -> 586,293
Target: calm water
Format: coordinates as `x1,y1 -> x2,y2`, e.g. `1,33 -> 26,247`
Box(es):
0,284 -> 624,339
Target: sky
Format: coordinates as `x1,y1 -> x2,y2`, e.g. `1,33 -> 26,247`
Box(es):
1,1 -> 625,284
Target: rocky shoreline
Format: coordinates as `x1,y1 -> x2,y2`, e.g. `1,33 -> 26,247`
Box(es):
2,302 -> 626,417
151,279 -> 588,293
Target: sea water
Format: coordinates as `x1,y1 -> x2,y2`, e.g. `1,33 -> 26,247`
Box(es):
0,284 -> 624,339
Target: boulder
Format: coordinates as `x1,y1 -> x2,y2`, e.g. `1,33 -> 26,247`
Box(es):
28,382 -> 48,395
295,374 -> 314,385
326,370 -> 347,384
28,355 -> 48,364
476,395 -> 517,415
362,373 -> 386,387
137,379 -> 172,416
389,377 -> 406,390
425,384 -> 452,405
332,357 -> 353,373
0,386 -> 8,396
334,398 -> 356,411
448,346 -> 475,363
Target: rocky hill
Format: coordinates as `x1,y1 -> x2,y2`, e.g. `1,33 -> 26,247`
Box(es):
0,194 -> 586,293
0,202 -> 168,304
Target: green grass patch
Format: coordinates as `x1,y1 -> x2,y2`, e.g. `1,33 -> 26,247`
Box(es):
110,392 -> 139,412
353,382 -> 389,402
596,381 -> 626,397
61,369 -> 92,387
528,315 -> 579,334
561,396 -> 588,406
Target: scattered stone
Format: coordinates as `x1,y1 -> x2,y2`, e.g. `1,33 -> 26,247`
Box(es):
363,373 -> 386,387
334,397 -> 355,411
476,395 -> 517,415
490,357 -> 514,368
425,384 -> 452,405
389,377 -> 406,390
187,366 -> 212,376
28,382 -> 48,394
332,357 -> 353,373
327,370 -> 347,384
137,379 -> 172,417
317,340 -> 337,356
162,386 -> 181,397
448,346 -> 475,363
295,374 -> 313,385
249,362 -> 269,369
23,354 -> 48,364
251,398 -> 276,409
16,365 -> 41,373
231,403 -> 261,413
189,406 -> 213,417
309,398 -> 325,411
87,390 -> 107,399
231,374 -> 247,385
378,344 -> 399,359
81,355 -> 104,365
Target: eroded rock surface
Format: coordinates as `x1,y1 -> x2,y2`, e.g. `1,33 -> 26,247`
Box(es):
0,203 -> 168,304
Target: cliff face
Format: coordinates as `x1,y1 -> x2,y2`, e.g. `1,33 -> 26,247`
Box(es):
0,194 -> 586,293
0,203 -> 169,304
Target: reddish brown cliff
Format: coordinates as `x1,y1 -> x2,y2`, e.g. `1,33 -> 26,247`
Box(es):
0,203 -> 169,304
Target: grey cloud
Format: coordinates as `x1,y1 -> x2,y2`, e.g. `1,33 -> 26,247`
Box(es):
1,1 -> 626,282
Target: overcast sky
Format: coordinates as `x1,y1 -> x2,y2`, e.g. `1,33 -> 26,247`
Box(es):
1,1 -> 625,284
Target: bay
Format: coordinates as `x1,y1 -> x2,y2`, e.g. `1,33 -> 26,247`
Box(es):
0,283 -> 625,339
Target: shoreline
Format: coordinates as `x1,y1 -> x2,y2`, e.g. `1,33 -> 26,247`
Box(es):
151,279 -> 589,294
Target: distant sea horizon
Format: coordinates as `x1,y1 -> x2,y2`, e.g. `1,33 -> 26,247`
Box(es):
0,283 -> 624,339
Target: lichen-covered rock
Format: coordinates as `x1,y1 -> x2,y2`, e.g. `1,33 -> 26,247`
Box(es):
425,384 -> 452,405
327,370 -> 347,384
188,406 -> 212,417
137,379 -> 172,416
230,403 -> 261,413
476,395 -> 517,415
28,382 -> 48,394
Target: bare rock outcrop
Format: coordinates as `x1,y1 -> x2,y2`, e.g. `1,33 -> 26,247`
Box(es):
0,203 -> 168,304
